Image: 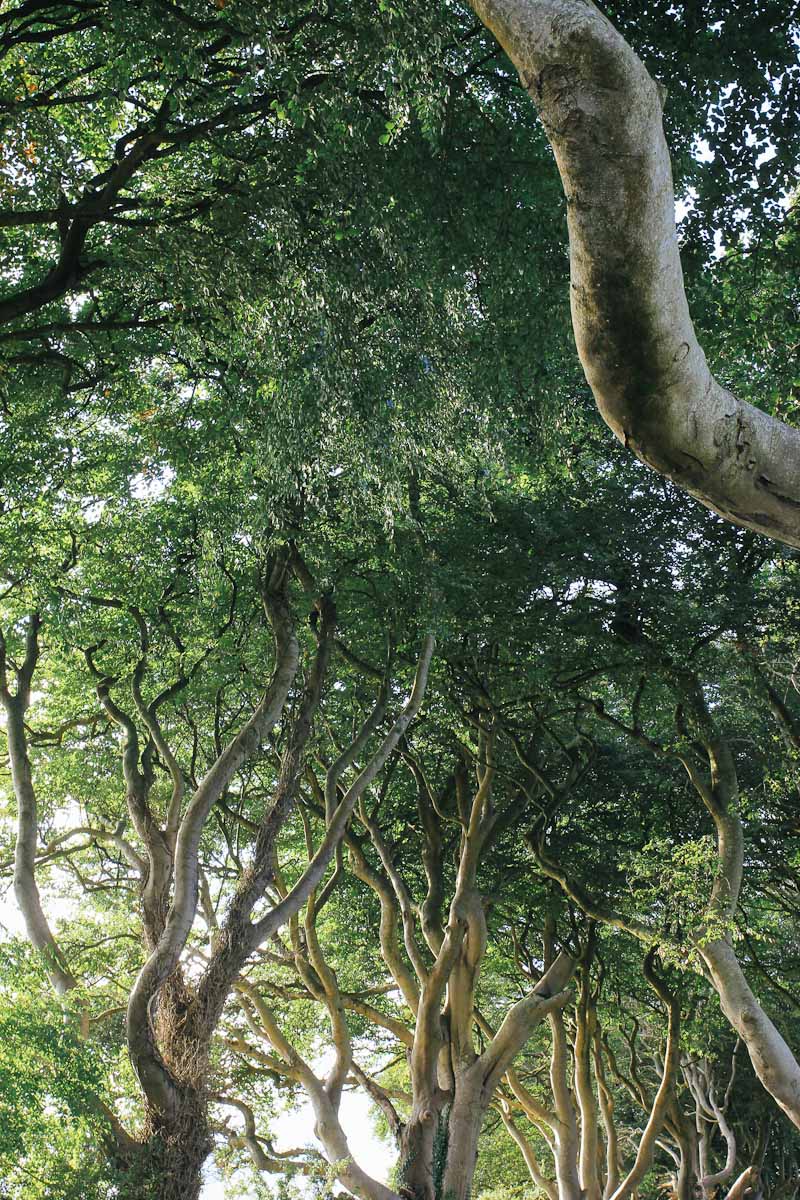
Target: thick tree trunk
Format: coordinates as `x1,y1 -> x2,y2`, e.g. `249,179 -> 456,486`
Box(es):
399,1075 -> 495,1200
399,1103 -> 441,1200
667,1098 -> 700,1200
141,1008 -> 213,1199
552,1133 -> 583,1200
123,1108 -> 210,1200
440,1079 -> 485,1200
468,0 -> 800,549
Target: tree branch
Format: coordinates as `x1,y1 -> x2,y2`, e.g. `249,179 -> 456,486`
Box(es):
468,0 -> 800,547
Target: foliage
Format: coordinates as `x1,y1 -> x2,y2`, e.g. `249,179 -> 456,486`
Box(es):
0,0 -> 799,1197
0,944 -> 119,1198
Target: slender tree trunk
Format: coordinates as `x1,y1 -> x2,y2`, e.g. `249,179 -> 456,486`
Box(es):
594,1031 -> 620,1199
552,1122 -> 583,1200
549,1011 -> 583,1200
5,694 -> 78,995
502,1110 -> 558,1200
575,976 -> 602,1200
701,938 -> 800,1129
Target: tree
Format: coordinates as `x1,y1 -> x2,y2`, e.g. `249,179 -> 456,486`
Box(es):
5,443 -> 800,1197
0,530 -> 434,1198
468,0 -> 800,548
2,3 -> 800,1197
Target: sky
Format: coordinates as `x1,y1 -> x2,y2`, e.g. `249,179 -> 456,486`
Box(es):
202,1084 -> 394,1198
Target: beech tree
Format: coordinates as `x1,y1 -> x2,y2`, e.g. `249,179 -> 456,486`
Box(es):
5,454 -> 800,1198
190,460 -> 800,1197
2,3 -> 800,1199
0,534 -> 434,1197
468,0 -> 800,548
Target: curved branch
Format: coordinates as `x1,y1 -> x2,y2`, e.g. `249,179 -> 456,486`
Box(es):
480,951 -> 576,1092
252,634 -> 435,944
501,1105 -> 558,1200
233,988 -> 402,1200
529,833 -> 653,943
0,824 -> 145,874
214,1094 -> 317,1175
469,0 -> 800,547
126,578 -> 298,1117
1,615 -> 78,996
607,952 -> 680,1200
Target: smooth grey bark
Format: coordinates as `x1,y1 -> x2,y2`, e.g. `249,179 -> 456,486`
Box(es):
687,728 -> 800,1132
237,987 -> 402,1200
468,0 -> 800,549
5,700 -> 78,994
575,957 -> 602,1200
205,634 -> 436,1200
668,1097 -> 701,1200
542,1011 -> 583,1200
439,1077 -> 485,1200
684,1053 -> 739,1192
126,583 -> 300,1119
555,672 -> 800,1134
700,939 -> 800,1130
724,1166 -> 760,1200
437,957 -> 575,1200
593,1025 -> 621,1198
0,614 -> 78,997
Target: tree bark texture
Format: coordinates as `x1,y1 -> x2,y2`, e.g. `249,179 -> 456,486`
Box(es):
468,0 -> 800,548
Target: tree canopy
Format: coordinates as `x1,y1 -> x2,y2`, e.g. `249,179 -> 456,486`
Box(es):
1,3 -> 799,1199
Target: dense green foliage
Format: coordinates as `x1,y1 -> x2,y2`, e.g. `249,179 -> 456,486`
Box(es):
1,1 -> 799,1198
